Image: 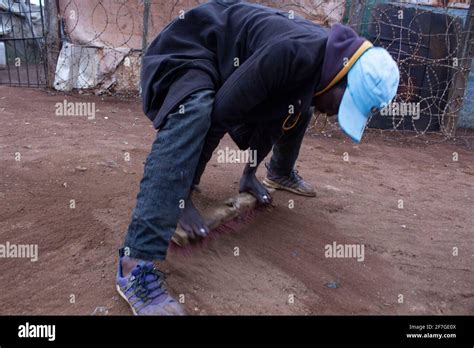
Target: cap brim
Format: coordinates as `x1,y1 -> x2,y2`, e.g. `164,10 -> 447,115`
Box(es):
338,86 -> 370,143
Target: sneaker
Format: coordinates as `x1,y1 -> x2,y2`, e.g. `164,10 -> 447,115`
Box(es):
116,258 -> 186,315
263,163 -> 316,197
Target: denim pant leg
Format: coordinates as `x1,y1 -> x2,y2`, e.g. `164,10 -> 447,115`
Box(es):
123,89 -> 215,261
269,107 -> 313,175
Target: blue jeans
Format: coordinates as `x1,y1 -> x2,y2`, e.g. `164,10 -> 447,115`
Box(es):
122,90 -> 312,261
123,89 -> 214,261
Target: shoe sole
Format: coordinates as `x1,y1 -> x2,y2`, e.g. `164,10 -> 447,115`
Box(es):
116,284 -> 138,316
263,178 -> 316,197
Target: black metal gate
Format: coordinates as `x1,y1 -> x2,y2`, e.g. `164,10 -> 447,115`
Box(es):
0,0 -> 47,87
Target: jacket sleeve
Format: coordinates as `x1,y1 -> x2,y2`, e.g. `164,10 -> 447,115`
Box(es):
193,40 -> 314,186
211,39 -> 314,126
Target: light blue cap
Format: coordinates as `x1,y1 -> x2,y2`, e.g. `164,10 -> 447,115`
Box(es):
338,47 -> 400,143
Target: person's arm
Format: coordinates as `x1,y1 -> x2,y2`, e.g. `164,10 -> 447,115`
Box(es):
192,121 -> 227,187
213,40 -> 313,126
184,40 -> 314,238
239,124 -> 276,204
192,40 -> 314,188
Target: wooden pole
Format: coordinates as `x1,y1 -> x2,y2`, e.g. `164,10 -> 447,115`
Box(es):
347,0 -> 365,34
44,0 -> 61,88
141,1 -> 151,61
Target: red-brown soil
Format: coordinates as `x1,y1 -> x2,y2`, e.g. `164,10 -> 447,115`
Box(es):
0,86 -> 472,315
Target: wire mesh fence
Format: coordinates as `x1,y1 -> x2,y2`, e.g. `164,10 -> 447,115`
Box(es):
1,0 -> 472,142
0,0 -> 48,87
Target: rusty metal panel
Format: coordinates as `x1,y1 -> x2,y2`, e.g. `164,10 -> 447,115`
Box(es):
57,0 -> 208,49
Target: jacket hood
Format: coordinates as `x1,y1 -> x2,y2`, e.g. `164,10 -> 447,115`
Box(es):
314,23 -> 372,96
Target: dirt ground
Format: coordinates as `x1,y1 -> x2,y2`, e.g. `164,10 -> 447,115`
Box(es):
0,86 -> 473,315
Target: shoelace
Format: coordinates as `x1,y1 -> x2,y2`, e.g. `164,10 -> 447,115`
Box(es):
289,169 -> 303,184
265,162 -> 304,184
131,264 -> 167,301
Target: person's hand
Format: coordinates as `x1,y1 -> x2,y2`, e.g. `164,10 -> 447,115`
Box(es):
239,172 -> 272,204
178,197 -> 209,240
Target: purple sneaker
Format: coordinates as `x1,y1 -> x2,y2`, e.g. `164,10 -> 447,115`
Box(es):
116,258 -> 186,315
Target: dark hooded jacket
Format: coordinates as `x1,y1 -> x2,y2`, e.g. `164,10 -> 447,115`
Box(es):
141,0 -> 366,134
